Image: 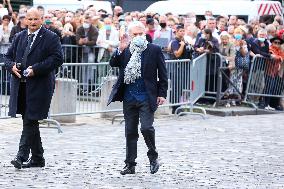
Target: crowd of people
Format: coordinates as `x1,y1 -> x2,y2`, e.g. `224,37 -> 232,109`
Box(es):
0,1 -> 284,110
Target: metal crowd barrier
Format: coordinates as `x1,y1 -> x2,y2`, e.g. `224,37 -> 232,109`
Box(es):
61,44 -> 104,63
1,57 -> 209,121
174,54 -> 207,117
0,63 -> 9,118
244,55 -> 284,108
0,43 -> 10,57
204,53 -> 226,97
0,43 -> 105,63
50,62 -> 119,118
215,67 -> 243,107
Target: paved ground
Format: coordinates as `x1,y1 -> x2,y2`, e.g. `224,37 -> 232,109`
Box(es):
0,113 -> 284,189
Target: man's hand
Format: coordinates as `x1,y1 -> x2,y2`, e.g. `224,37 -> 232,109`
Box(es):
25,66 -> 34,77
196,47 -> 204,53
157,97 -> 166,105
79,38 -> 87,45
118,34 -> 129,52
12,64 -> 21,78
179,40 -> 185,46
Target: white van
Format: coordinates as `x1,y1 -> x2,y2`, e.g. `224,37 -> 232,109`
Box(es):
33,0 -> 113,15
33,0 -> 82,12
145,0 -> 283,21
81,0 -> 113,15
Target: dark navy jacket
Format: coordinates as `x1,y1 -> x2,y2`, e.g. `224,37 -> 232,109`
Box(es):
107,43 -> 168,112
5,27 -> 63,120
250,38 -> 271,58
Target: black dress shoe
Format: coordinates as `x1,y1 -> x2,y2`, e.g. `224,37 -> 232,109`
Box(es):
150,160 -> 159,174
22,158 -> 45,168
120,165 -> 135,175
11,157 -> 23,169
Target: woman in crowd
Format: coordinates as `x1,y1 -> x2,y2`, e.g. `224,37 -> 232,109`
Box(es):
61,14 -> 77,63
0,15 -> 12,60
194,28 -> 219,57
265,37 -> 284,110
219,31 -> 236,102
227,27 -> 250,106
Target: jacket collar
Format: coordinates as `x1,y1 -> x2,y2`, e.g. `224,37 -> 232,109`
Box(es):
28,27 -> 47,54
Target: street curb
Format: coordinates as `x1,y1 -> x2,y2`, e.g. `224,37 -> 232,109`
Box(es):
205,107 -> 281,117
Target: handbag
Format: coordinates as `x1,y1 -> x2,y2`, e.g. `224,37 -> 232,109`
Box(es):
235,51 -> 249,70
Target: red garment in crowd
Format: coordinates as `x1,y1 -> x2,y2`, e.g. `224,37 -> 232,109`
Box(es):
146,30 -> 155,40
267,45 -> 284,77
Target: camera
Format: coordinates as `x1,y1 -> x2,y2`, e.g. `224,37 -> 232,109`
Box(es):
16,63 -> 29,77
206,41 -> 214,50
185,43 -> 192,51
16,62 -> 23,72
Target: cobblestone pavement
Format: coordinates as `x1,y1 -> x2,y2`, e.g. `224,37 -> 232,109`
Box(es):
0,113 -> 284,189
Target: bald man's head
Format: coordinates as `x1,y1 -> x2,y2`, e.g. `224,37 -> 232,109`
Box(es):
26,8 -> 41,17
26,8 -> 43,32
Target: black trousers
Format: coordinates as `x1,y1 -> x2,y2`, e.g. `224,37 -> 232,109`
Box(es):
123,100 -> 158,166
16,83 -> 44,162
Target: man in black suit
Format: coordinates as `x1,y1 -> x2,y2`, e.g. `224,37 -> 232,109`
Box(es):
5,8 -> 63,169
108,21 -> 168,175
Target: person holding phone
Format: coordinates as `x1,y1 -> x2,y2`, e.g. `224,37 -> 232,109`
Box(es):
75,15 -> 98,94
226,27 -> 250,106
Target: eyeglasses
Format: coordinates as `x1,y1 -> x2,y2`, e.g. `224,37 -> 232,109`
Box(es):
273,41 -> 281,44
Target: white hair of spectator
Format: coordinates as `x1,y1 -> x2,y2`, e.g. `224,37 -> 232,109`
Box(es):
257,28 -> 267,35
266,24 -> 276,32
187,25 -> 199,36
220,31 -> 230,38
128,21 -> 146,34
248,18 -> 259,25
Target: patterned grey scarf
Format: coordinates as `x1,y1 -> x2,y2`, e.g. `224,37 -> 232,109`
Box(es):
124,35 -> 148,84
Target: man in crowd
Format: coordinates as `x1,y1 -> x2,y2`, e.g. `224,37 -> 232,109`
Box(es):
195,17 -> 220,46
76,15 -> 99,93
228,15 -> 238,28
9,13 -> 27,42
43,13 -> 62,39
170,24 -> 191,112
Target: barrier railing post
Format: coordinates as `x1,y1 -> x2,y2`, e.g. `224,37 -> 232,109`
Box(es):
216,66 -> 223,107
243,55 -> 258,102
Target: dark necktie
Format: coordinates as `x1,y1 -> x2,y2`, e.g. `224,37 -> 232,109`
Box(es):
22,34 -> 35,68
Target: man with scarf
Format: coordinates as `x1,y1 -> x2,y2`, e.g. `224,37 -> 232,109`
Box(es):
108,21 -> 168,175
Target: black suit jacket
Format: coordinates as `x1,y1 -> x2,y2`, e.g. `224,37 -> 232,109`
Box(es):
5,26 -> 63,120
107,43 -> 168,112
